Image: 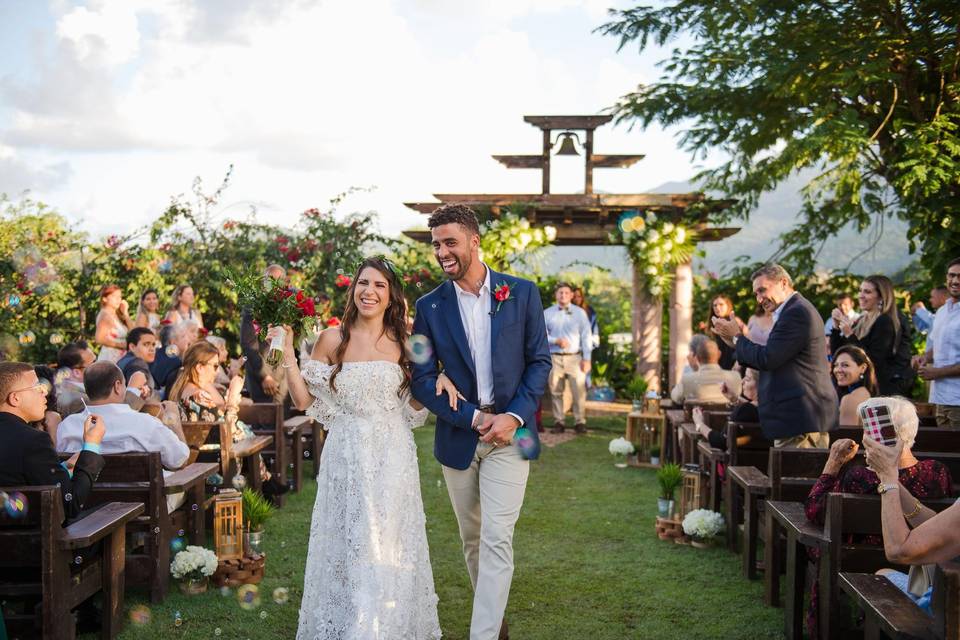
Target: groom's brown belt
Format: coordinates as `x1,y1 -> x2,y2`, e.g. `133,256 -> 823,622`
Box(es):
479,404 -> 495,413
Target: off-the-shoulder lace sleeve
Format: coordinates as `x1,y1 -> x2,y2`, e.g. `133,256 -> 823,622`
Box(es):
401,392 -> 429,430
301,360 -> 338,429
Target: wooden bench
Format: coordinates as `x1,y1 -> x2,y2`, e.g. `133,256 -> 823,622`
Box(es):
820,493 -> 956,640
71,452 -> 218,603
181,421 -> 273,496
663,409 -> 685,464
230,435 -> 273,495
0,486 -> 143,639
841,561 -> 960,640
722,422 -> 771,550
829,425 -> 960,451
285,414 -> 324,480
239,403 -> 308,504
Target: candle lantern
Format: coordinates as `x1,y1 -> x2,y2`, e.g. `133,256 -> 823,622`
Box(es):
679,464 -> 703,520
213,489 -> 244,561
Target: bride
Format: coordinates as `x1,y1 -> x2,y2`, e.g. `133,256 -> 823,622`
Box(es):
273,256 -> 451,640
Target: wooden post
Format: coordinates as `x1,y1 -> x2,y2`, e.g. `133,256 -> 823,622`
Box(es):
669,259 -> 694,391
632,264 -> 662,393
584,129 -> 594,194
541,129 -> 551,194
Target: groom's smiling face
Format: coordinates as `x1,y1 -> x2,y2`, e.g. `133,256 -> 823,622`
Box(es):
431,223 -> 478,281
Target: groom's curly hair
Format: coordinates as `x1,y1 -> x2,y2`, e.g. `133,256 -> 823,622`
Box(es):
427,204 -> 480,236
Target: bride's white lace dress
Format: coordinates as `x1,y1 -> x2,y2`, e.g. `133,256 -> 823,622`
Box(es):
296,360 -> 441,640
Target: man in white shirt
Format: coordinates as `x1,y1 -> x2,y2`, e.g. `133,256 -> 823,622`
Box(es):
543,282 -> 593,434
57,361 -> 190,510
915,258 -> 960,428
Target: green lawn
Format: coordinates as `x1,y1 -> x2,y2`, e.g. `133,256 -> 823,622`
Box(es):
106,417 -> 785,639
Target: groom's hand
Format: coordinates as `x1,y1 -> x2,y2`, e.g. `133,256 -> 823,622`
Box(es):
480,414 -> 520,447
474,412 -> 496,435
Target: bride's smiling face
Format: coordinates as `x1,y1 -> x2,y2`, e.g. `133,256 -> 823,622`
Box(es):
353,267 -> 390,318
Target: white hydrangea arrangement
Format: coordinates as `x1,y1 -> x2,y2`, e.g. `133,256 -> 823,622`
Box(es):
170,545 -> 219,581
682,509 -> 725,540
609,210 -> 699,297
608,437 -> 636,457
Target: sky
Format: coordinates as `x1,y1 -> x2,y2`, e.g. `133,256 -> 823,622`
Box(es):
0,0 -> 718,245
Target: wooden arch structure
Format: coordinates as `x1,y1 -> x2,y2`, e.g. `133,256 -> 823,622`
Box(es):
403,115 -> 740,391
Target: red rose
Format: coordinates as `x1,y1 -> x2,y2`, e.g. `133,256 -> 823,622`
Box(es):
335,274 -> 352,288
326,317 -> 341,327
296,290 -> 305,303
298,298 -> 316,317
286,249 -> 301,262
198,327 -> 209,337
253,321 -> 261,334
495,285 -> 510,302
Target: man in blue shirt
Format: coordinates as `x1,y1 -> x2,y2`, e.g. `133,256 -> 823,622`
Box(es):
912,286 -> 948,335
544,282 -> 593,434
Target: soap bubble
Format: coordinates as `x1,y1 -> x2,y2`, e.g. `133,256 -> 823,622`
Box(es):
214,629 -> 222,636
12,246 -> 42,271
237,584 -> 260,610
18,331 -> 36,346
6,293 -> 21,308
405,334 -> 433,365
5,491 -> 28,518
49,332 -> 64,345
272,587 -> 290,605
165,344 -> 179,357
231,474 -> 247,490
173,611 -> 182,627
159,260 -> 173,274
0,490 -> 7,511
207,473 -> 223,486
74,555 -> 83,565
514,427 -> 538,460
38,379 -> 53,396
170,537 -> 186,553
129,605 -> 152,625
219,586 -> 232,597
55,368 -> 71,385
259,611 -> 268,620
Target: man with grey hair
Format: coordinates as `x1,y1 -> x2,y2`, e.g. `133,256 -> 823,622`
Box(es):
149,320 -> 197,400
712,263 -> 838,447
670,337 -> 742,405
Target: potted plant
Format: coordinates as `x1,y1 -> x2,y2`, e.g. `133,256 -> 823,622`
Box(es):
625,375 -> 648,412
242,488 -> 276,555
682,509 -> 725,548
170,545 -> 218,594
656,463 -> 683,518
608,437 -> 635,468
587,361 -> 615,402
649,444 -> 661,466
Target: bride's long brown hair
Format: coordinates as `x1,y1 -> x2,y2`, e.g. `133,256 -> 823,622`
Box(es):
329,257 -> 411,397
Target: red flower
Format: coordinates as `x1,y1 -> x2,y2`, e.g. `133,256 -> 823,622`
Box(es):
335,274 -> 352,288
298,298 -> 316,317
494,284 -> 510,302
276,235 -> 288,245
252,321 -> 261,334
222,220 -> 237,230
296,290 -> 305,303
160,318 -> 173,326
198,327 -> 209,337
326,317 -> 341,327
286,249 -> 301,263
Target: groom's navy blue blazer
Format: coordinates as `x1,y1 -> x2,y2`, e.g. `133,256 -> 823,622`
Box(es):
411,268 -> 552,470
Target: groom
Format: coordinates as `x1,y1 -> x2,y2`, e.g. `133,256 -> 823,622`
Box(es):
412,204 -> 551,640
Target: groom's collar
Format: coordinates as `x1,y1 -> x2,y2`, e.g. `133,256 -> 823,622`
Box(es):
449,263 -> 493,298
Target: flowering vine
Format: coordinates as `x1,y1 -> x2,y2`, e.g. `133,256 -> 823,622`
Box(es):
609,210 -> 698,297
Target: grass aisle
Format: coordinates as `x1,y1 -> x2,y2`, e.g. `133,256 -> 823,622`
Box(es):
110,418 -> 784,639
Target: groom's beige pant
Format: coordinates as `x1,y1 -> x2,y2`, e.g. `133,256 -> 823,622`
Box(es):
443,441 -> 529,640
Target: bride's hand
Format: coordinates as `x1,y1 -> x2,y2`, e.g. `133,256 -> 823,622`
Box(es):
436,372 -> 465,410
266,324 -> 296,353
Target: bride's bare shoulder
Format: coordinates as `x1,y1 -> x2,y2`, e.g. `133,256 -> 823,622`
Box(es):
310,327 -> 341,364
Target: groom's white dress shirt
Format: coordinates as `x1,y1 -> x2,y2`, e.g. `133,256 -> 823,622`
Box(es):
454,265 -> 494,407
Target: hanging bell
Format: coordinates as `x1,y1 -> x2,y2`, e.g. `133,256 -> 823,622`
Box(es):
554,132 -> 581,156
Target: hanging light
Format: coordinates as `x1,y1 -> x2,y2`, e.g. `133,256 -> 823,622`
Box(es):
554,131 -> 581,156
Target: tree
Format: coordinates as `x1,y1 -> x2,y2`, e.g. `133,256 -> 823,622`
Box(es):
599,1 -> 960,279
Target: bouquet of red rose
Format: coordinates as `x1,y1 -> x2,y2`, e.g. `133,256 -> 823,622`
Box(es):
230,269 -> 319,367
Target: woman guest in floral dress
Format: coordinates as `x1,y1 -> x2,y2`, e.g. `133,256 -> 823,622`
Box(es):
802,396 -> 952,638
170,341 -> 288,499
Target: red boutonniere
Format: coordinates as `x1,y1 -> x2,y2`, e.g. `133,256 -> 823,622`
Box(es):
492,282 -> 512,315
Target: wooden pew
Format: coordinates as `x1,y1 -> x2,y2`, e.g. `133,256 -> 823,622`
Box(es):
663,409 -> 685,464
841,561 -> 960,640
723,422 -> 771,551
831,425 -> 960,452
285,414 -> 323,481
238,403 -> 306,504
820,493 -> 956,640
0,486 -> 143,639
181,420 -> 273,495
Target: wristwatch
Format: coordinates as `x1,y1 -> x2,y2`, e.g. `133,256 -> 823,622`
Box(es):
877,482 -> 898,495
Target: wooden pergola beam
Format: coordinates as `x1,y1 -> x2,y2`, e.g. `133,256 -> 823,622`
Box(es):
590,154 -> 646,168
402,226 -> 740,246
523,115 -> 614,130
427,193 -> 721,207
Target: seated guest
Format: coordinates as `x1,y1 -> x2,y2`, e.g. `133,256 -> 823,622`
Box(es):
170,341 -> 288,499
805,398 -> 952,634
832,345 -> 877,425
706,295 -> 745,370
32,365 -> 61,443
0,361 -> 106,523
831,275 -> 915,395
205,335 -> 244,395
149,321 -> 197,400
117,327 -> 158,398
670,338 -> 742,405
692,367 -> 759,450
57,361 -> 190,511
55,341 -> 96,410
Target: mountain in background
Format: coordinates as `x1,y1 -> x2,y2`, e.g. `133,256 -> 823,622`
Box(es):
540,171 -> 914,280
